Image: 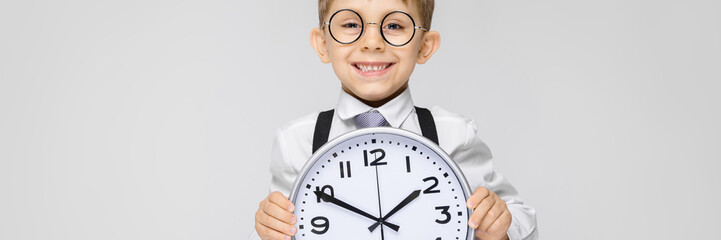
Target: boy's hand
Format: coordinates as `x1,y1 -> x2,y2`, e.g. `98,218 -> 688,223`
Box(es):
466,187 -> 512,240
255,191 -> 297,240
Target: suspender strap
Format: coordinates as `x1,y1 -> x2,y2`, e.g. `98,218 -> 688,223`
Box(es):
312,109 -> 335,154
415,106 -> 439,145
312,107 -> 438,153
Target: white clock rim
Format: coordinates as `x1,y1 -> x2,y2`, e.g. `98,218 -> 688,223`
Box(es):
288,127 -> 475,240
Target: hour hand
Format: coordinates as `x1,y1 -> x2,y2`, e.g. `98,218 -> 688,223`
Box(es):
313,190 -> 400,231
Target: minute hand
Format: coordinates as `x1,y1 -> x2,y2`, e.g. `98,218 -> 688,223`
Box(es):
313,191 -> 400,231
368,190 -> 421,232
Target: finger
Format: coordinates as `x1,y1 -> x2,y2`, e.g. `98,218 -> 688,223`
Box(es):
268,191 -> 295,212
262,198 -> 297,225
486,210 -> 512,235
475,228 -> 490,238
468,193 -> 496,229
479,196 -> 506,232
466,187 -> 490,209
256,220 -> 292,240
257,204 -> 297,236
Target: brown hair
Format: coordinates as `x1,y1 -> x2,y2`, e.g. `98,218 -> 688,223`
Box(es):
318,0 -> 435,29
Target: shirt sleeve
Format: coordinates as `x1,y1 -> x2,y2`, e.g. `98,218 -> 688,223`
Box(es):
450,119 -> 538,240
268,128 -> 298,197
250,129 -> 299,240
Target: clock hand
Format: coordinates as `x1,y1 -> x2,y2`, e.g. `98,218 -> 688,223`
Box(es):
313,190 -> 400,231
373,165 -> 386,240
368,189 -> 421,232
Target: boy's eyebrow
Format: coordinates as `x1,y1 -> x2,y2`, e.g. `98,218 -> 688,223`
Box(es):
342,9 -> 416,20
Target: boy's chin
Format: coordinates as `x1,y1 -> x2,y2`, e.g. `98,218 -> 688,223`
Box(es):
357,93 -> 391,102
346,86 -> 404,105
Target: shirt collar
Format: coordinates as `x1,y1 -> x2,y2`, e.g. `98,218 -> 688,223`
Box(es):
336,87 -> 415,128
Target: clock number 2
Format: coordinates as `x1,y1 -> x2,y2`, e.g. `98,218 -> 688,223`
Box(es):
311,216 -> 330,234
363,149 -> 387,166
434,206 -> 451,224
423,176 -> 440,194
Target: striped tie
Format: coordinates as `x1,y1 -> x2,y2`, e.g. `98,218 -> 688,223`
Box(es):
354,110 -> 389,128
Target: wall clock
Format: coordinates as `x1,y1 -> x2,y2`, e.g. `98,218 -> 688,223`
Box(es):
289,127 -> 474,240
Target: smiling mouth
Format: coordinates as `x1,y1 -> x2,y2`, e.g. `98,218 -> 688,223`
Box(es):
353,62 -> 394,73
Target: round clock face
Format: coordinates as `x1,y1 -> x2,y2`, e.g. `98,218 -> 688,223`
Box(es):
289,127 -> 473,240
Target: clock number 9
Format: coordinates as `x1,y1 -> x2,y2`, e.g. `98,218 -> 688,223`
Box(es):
310,216 -> 330,234
434,206 -> 451,224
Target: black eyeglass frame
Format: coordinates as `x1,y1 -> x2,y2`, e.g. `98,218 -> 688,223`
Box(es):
322,9 -> 429,47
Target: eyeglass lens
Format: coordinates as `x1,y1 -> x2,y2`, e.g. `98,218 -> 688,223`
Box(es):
328,9 -> 418,47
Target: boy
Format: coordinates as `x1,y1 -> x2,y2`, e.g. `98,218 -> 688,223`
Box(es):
253,0 -> 538,239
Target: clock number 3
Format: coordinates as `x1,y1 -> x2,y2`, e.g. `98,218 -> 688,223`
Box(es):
363,149 -> 387,166
311,216 -> 330,234
434,206 -> 451,224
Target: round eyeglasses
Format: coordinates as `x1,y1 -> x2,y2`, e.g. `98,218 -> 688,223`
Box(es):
322,9 -> 429,47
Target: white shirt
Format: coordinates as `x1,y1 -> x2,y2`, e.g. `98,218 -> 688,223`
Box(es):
252,88 -> 538,240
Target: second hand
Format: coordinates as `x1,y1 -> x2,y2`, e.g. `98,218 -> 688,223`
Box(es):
374,165 -> 385,240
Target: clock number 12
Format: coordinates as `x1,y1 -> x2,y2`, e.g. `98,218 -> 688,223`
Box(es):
363,149 -> 387,167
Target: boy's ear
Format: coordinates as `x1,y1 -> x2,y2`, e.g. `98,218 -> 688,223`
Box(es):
311,28 -> 331,63
416,31 -> 441,64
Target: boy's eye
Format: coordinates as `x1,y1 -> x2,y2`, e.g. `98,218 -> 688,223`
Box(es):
342,23 -> 361,28
384,23 -> 404,30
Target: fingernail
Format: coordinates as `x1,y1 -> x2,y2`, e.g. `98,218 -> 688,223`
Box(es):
469,221 -> 478,229
289,226 -> 297,235
288,205 -> 295,212
283,236 -> 291,240
290,216 -> 297,224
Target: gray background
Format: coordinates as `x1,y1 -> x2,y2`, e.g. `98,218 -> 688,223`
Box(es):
1,0 -> 719,239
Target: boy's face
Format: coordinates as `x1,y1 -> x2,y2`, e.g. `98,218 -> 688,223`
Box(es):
311,0 -> 440,105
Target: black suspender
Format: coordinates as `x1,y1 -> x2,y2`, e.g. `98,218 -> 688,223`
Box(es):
312,109 -> 335,154
312,107 -> 438,154
414,106 -> 439,145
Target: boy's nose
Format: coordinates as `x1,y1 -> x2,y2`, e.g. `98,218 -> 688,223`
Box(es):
360,23 -> 385,52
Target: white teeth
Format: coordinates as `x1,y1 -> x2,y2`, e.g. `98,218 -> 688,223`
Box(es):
356,64 -> 388,72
